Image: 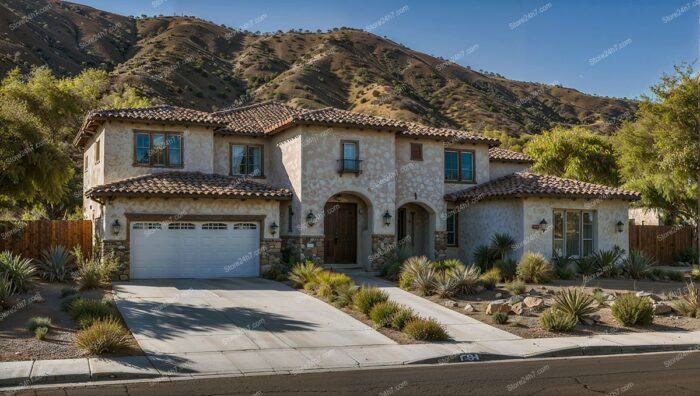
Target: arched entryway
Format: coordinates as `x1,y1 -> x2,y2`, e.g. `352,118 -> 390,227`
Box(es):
396,202 -> 436,259
323,192 -> 373,269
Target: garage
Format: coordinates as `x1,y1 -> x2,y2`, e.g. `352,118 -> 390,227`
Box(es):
129,221 -> 260,279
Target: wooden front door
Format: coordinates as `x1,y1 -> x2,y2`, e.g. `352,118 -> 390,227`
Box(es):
324,202 -> 357,264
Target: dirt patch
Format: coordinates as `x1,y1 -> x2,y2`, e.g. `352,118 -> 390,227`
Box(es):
0,282 -> 143,361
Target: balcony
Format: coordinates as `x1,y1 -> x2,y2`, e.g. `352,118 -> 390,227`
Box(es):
337,159 -> 362,175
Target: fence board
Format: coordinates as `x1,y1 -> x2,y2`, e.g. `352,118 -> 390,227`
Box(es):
0,220 -> 92,260
629,224 -> 696,265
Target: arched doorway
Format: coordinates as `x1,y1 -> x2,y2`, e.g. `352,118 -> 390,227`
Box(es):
396,202 -> 436,259
323,192 -> 373,269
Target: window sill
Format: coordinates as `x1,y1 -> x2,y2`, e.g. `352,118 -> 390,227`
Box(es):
230,173 -> 266,179
445,180 -> 476,184
132,163 -> 185,169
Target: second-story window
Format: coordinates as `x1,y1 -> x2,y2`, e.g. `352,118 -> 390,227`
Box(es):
339,140 -> 360,173
444,149 -> 475,182
231,144 -> 263,177
134,131 -> 183,167
410,143 -> 423,161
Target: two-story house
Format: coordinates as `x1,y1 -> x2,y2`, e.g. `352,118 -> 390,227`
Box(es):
75,102 -> 639,280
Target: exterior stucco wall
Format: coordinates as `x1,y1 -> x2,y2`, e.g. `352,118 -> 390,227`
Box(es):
212,135 -> 269,181
489,161 -> 530,179
522,198 -> 630,259
269,128 -> 303,236
83,127 -> 106,237
456,200 -> 524,264
443,143 -> 491,195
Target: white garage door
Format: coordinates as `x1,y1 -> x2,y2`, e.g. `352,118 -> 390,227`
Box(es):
130,221 -> 260,279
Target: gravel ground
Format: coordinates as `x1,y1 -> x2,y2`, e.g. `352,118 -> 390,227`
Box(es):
0,281 -> 142,362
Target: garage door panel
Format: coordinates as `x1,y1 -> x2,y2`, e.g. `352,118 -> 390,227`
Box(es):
130,221 -> 260,279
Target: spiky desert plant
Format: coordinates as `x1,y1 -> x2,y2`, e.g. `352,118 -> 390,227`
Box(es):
447,265 -> 481,295
505,279 -> 527,295
494,258 -> 517,281
491,311 -> 509,324
479,267 -> 501,290
552,251 -> 576,280
0,250 -> 37,294
539,308 -> 577,332
621,250 -> 654,279
391,308 -> 414,330
552,288 -> 597,323
433,272 -> 458,298
353,287 -> 389,315
287,261 -> 323,288
76,319 -> 130,354
38,245 -> 74,282
575,256 -> 597,276
591,249 -> 623,278
611,294 -> 654,326
398,256 -> 431,290
412,265 -> 437,296
673,282 -> 700,317
0,275 -> 11,308
369,301 -> 400,327
489,233 -> 516,261
516,252 -> 554,284
332,283 -> 359,308
315,271 -> 354,298
403,318 -> 448,341
473,244 -> 494,270
431,258 -> 464,273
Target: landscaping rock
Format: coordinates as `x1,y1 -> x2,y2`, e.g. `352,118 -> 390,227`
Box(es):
486,300 -> 511,315
463,304 -> 476,313
654,303 -> 673,315
590,314 -> 601,322
443,301 -> 459,308
528,289 -> 539,295
545,289 -> 555,295
511,302 -> 524,315
508,295 -> 524,304
581,317 -> 595,326
494,293 -> 503,299
523,296 -> 544,309
606,294 -> 616,301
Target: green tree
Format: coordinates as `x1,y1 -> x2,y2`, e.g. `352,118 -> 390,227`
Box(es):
524,126 -> 620,186
480,130 -> 533,152
615,64 -> 698,225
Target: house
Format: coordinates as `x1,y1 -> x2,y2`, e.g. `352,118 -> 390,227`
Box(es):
75,101 -> 640,280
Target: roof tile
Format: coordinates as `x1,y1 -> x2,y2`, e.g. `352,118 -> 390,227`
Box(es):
488,147 -> 533,163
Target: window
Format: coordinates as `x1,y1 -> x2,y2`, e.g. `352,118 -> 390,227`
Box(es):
134,131 -> 183,167
233,223 -> 257,230
287,205 -> 293,233
339,140 -> 360,173
444,149 -> 474,182
446,210 -> 458,246
231,144 -> 263,177
84,155 -> 88,172
168,223 -> 195,230
95,139 -> 101,164
132,223 -> 161,230
553,210 -> 595,257
202,223 -> 227,230
410,143 -> 423,161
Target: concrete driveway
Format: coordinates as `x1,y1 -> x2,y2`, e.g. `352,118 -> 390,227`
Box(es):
113,278 -> 394,374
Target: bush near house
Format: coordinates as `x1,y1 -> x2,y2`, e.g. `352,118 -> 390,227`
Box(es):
353,287 -> 389,315
517,252 -> 554,284
72,247 -> 120,291
38,245 -> 74,283
479,268 -> 500,290
403,318 -> 448,341
369,301 -> 400,327
673,282 -> 700,317
76,318 -> 130,354
398,256 -> 480,297
539,309 -> 577,332
621,251 -> 654,280
0,250 -> 38,294
552,288 -> 596,323
611,294 -> 654,326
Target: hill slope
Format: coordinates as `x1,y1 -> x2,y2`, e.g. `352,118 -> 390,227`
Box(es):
0,0 -> 637,134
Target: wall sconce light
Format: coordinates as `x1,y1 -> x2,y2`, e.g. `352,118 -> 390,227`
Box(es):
112,219 -> 121,236
539,218 -> 548,232
270,221 -> 278,236
306,211 -> 317,226
616,220 -> 624,233
383,210 -> 392,226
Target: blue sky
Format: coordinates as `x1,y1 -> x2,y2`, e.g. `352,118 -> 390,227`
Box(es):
75,0 -> 698,99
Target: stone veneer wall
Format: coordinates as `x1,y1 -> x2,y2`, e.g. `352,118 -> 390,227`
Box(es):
260,238 -> 282,272
281,235 -> 325,264
434,231 -> 447,260
369,234 -> 397,271
102,240 -> 130,281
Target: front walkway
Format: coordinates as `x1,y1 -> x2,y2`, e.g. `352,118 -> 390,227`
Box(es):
346,272 -> 521,342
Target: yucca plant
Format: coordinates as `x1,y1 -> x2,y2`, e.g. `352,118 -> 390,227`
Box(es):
431,258 -> 464,273
516,252 -> 554,284
447,265 -> 481,295
287,261 -> 323,288
433,272 -> 457,298
673,282 -> 700,317
398,256 -> 431,291
473,245 -> 494,270
0,250 -> 37,294
591,249 -> 623,278
38,245 -> 74,282
490,233 -> 516,261
621,251 -> 655,280
552,288 -> 597,323
412,265 -> 437,296
575,256 -> 597,277
0,275 -> 11,308
540,308 -> 577,332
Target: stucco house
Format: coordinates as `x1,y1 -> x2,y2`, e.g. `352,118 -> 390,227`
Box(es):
74,101 -> 639,280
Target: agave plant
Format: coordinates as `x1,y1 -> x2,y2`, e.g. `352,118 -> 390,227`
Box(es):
433,272 -> 458,298
0,251 -> 37,294
552,288 -> 597,323
489,233 -> 516,261
398,256 -> 431,290
575,255 -> 597,277
38,245 -> 74,283
447,265 -> 481,295
591,249 -> 623,278
621,251 -> 655,279
411,265 -> 437,296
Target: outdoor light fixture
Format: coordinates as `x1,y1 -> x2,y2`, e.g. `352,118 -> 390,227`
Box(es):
306,211 -> 317,226
539,218 -> 548,232
270,221 -> 278,236
383,210 -> 392,226
616,220 -> 624,233
112,219 -> 121,236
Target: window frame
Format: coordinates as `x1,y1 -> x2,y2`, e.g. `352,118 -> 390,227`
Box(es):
229,143 -> 264,178
94,139 -> 101,164
132,130 -> 184,168
339,140 -> 361,174
410,142 -> 423,161
552,209 -> 596,258
446,210 -> 458,247
444,148 -> 475,183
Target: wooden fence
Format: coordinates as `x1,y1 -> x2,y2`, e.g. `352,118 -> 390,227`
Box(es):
629,224 -> 696,265
0,220 -> 92,260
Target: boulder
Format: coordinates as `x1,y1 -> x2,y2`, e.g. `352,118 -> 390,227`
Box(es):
654,303 -> 673,315
443,300 -> 459,308
511,302 -> 524,315
528,289 -> 539,295
494,293 -> 503,299
508,295 -> 524,304
581,317 -> 595,326
589,314 -> 601,322
486,300 -> 511,315
523,296 -> 544,309
606,294 -> 616,301
464,304 -> 476,313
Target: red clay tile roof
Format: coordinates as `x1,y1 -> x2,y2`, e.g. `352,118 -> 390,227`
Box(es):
85,172 -> 292,200
489,148 -> 533,163
445,172 -> 640,202
76,101 -> 500,146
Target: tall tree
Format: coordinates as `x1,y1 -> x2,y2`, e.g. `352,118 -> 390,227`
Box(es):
524,126 -> 620,186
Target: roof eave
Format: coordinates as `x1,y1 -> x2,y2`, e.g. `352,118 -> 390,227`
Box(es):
87,191 -> 292,201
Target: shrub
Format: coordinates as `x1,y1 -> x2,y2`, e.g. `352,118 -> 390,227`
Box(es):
38,245 -> 74,282
398,256 -> 431,291
552,288 -> 596,323
667,270 -> 684,282
69,298 -> 118,328
287,261 -> 323,288
61,287 -> 79,298
552,252 -> 575,280
60,293 -> 81,311
35,326 -> 49,340
0,275 -> 11,308
369,301 -> 400,327
539,308 -> 577,332
575,256 -> 597,277
675,247 -> 699,264
517,252 -> 554,284
673,282 -> 700,317
621,251 -> 654,280
332,283 -> 358,308
403,318 -> 448,341
380,260 -> 401,281
491,311 -> 509,324
411,265 -> 437,296
473,245 -> 494,270
391,308 -> 414,330
505,280 -> 527,295
689,265 -> 700,281
353,287 -> 389,315
431,258 -> 464,273
76,319 -> 130,354
490,233 -> 516,261
433,272 -> 457,298
591,287 -> 606,305
611,294 -> 654,326
315,271 -> 353,298
494,259 -> 517,281
0,251 -> 37,294
75,257 -> 120,291
447,265 -> 481,295
591,249 -> 623,278
479,268 -> 500,290
26,316 -> 52,331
